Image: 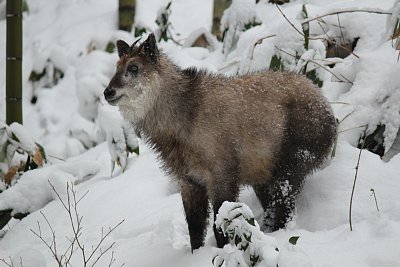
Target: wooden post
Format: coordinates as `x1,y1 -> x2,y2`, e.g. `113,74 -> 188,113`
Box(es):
119,0 -> 135,32
6,0 -> 23,125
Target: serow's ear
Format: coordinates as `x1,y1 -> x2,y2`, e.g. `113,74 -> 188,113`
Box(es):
116,40 -> 130,58
141,33 -> 159,62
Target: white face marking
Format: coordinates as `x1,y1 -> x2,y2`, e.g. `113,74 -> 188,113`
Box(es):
116,74 -> 161,123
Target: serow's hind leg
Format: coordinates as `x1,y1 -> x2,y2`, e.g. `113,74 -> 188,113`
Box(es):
253,177 -> 298,232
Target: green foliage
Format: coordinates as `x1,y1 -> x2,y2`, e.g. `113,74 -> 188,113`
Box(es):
269,55 -> 284,71
105,42 -> 116,53
29,60 -> 65,89
213,202 -> 279,267
359,124 -> 385,157
132,146 -> 139,155
244,19 -> 262,31
306,69 -> 323,88
28,68 -> 46,82
23,0 -> 29,13
221,1 -> 261,54
134,27 -> 147,37
155,1 -> 172,42
0,122 -> 46,187
289,236 -> 300,245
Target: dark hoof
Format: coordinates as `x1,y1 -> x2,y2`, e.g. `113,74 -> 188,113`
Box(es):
213,225 -> 229,248
190,234 -> 204,252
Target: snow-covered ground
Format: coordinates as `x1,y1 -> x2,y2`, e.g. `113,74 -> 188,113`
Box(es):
1,0 -> 400,266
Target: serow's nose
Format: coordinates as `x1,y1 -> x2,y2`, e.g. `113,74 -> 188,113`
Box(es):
104,87 -> 116,100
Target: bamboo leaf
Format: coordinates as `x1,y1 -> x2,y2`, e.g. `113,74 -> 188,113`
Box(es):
0,141 -> 10,162
4,166 -> 18,185
250,254 -> 260,267
269,55 -> 284,71
35,143 -> 46,162
132,146 -> 139,155
289,236 -> 300,245
32,147 -> 44,167
246,217 -> 256,226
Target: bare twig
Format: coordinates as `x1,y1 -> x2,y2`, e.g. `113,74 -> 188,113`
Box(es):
30,212 -> 63,266
349,127 -> 367,231
250,35 -> 277,60
275,4 -> 304,37
218,60 -> 240,71
303,9 -> 392,25
370,189 -> 380,212
316,21 -> 360,58
338,124 -> 368,134
337,14 -> 345,45
18,257 -> 24,267
338,73 -> 353,84
274,46 -> 353,84
86,220 -> 125,266
338,110 -> 355,124
329,101 -> 350,105
0,257 -> 15,267
30,182 -> 124,266
47,155 -> 66,162
316,18 -> 345,29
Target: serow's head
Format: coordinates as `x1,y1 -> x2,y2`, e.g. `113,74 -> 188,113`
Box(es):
104,33 -> 161,120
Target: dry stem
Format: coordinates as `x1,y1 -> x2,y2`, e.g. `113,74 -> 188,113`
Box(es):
274,46 -> 353,84
303,9 -> 392,25
349,128 -> 367,231
30,182 -> 124,266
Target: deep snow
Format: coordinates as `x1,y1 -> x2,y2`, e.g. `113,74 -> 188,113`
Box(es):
1,0 -> 400,266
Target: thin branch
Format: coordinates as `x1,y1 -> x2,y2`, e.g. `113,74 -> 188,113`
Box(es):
39,211 -> 59,259
30,219 -> 63,267
337,14 -> 345,45
338,110 -> 355,124
338,73 -> 353,84
329,101 -> 350,105
303,9 -> 392,25
349,127 -> 367,231
31,182 -> 124,266
108,251 -> 116,267
275,4 -> 304,37
274,46 -> 353,84
218,60 -> 240,71
338,124 -> 368,134
90,241 -> 116,267
69,184 -> 86,265
76,190 -> 89,205
47,155 -> 66,162
85,220 -> 125,265
0,258 -> 14,267
317,21 -> 360,58
18,256 -> 24,267
250,35 -> 277,60
370,189 -> 380,212
316,17 -> 345,29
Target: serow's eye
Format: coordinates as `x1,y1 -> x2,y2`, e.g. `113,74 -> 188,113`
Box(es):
127,64 -> 138,74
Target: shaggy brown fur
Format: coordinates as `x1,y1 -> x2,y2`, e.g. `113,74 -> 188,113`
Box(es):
104,33 -> 337,251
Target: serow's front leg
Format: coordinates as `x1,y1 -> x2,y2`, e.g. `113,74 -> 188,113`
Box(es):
210,176 -> 240,248
180,179 -> 209,252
